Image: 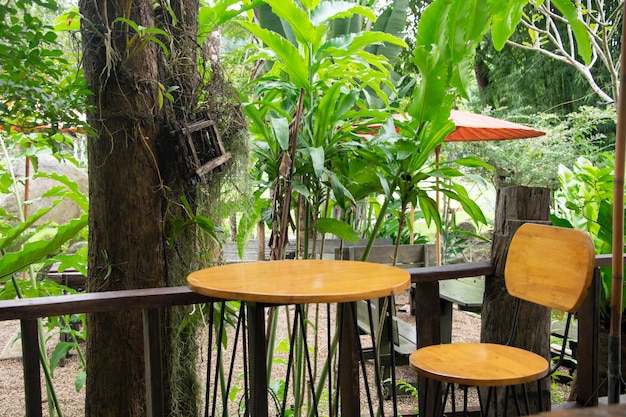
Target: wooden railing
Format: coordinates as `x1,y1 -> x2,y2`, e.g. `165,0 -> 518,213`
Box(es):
0,258 -> 611,417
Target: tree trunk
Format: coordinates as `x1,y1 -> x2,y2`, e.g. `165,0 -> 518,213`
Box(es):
81,0 -> 202,415
481,186 -> 552,414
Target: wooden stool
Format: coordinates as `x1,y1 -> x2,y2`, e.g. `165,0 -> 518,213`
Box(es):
409,223 -> 596,416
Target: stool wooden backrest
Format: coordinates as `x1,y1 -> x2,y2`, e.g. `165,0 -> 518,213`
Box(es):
504,223 -> 596,313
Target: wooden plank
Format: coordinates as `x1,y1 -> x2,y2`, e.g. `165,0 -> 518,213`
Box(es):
195,152 -> 232,177
408,261 -> 493,284
21,319 -> 42,417
439,278 -> 484,310
345,244 -> 434,265
0,286 -> 213,321
175,119 -> 213,135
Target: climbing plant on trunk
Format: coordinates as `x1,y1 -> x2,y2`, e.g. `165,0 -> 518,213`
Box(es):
80,0 -> 237,415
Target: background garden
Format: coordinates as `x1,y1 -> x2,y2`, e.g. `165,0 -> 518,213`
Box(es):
0,0 -> 623,416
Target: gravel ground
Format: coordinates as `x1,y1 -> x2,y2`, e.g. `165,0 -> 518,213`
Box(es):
0,290 -> 484,417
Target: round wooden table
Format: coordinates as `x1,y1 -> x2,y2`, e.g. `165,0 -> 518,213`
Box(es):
187,259 -> 410,417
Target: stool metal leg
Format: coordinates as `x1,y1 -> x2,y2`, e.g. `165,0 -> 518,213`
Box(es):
339,302 -> 360,416
522,383 -> 530,415
462,385 -> 469,417
224,305 -> 245,414
326,304 -> 334,417
280,305 -> 300,415
296,305 -> 319,417
359,302 -> 378,416
385,296 -> 399,416
204,302 -> 214,417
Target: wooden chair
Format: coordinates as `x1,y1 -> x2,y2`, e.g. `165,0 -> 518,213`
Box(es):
409,223 -> 596,416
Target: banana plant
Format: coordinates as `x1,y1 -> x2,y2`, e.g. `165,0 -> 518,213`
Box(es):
0,131 -> 88,417
553,155 -> 625,322
241,0 -> 407,260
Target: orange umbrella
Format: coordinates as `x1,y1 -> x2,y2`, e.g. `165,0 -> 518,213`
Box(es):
431,111 -> 546,264
446,110 -> 546,142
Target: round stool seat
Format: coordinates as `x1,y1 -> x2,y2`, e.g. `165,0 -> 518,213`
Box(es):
409,343 -> 549,387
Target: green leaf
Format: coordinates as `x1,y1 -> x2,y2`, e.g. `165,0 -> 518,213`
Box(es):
236,194 -> 265,260
75,371 -> 86,392
329,172 -> 355,212
238,21 -> 310,89
198,0 -> 263,44
270,117 -> 290,151
35,171 -> 89,212
0,214 -> 88,281
113,17 -> 140,32
54,8 -> 80,31
49,341 -> 74,375
550,0 -> 593,64
0,205 -> 55,253
550,215 -> 574,229
342,31 -> 407,56
490,0 -> 527,50
311,1 -> 377,27
307,146 -> 326,179
365,0 -> 408,65
317,217 -> 360,242
264,0 -> 317,45
418,193 -> 441,231
194,214 -> 224,247
453,156 -> 495,170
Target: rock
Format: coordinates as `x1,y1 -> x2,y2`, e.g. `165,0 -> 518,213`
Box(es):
0,155 -> 87,225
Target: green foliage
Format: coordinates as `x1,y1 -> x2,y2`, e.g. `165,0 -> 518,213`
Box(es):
552,154 -> 624,321
0,3 -> 90,413
237,0 -> 504,263
239,0 -> 409,255
477,1 -> 618,111
0,1 -> 88,134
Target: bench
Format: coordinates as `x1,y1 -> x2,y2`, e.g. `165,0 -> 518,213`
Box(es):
438,277 -> 484,343
336,244 -> 487,351
45,263 -> 87,292
310,238 -> 393,259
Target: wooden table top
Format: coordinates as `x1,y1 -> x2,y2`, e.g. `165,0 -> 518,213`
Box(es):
187,259 -> 410,304
409,343 -> 549,386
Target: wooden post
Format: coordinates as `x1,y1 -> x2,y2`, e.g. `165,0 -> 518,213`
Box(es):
257,221 -> 265,261
21,319 -> 42,417
575,268 -> 600,406
143,308 -> 164,417
481,186 -> 552,414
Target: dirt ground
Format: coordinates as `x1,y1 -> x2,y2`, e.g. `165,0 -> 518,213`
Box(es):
0,290 -> 567,416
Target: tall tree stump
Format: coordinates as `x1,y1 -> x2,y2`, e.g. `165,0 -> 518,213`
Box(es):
481,186 -> 552,414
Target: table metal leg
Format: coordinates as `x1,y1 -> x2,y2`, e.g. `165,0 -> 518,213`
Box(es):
339,302 -> 360,416
247,302 -> 269,417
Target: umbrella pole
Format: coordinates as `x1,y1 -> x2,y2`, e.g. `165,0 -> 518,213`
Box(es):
608,2 -> 626,403
435,145 -> 442,266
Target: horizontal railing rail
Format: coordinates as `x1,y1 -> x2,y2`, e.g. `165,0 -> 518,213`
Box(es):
0,256 -> 619,417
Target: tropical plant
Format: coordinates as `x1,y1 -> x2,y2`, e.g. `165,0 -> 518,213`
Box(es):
0,131 -> 88,417
0,1 -> 90,415
552,154 -> 624,322
239,0 -> 408,260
